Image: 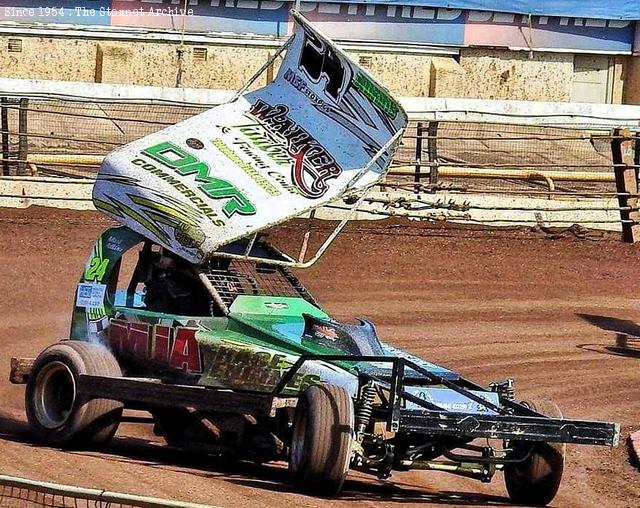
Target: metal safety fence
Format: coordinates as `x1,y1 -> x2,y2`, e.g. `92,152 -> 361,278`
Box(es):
0,97 -> 207,178
0,474 -> 217,508
0,84 -> 639,237
393,121 -> 625,195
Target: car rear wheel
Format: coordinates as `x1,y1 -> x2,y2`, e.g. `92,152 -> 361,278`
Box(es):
504,399 -> 566,506
289,384 -> 354,496
25,340 -> 123,447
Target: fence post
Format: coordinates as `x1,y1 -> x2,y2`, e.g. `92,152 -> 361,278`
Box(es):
414,122 -> 423,192
17,98 -> 28,176
266,52 -> 275,84
611,128 -> 640,243
427,121 -> 439,184
1,98 -> 8,176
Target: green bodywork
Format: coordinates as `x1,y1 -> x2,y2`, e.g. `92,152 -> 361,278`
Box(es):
71,227 -> 456,397
70,227 -> 360,394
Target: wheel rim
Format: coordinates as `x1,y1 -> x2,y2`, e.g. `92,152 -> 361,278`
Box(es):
33,361 -> 76,429
290,407 -> 307,474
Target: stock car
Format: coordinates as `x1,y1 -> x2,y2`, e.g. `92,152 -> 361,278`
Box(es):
9,11 -> 619,507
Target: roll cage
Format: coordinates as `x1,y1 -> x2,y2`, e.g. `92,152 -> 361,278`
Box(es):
124,234 -> 320,317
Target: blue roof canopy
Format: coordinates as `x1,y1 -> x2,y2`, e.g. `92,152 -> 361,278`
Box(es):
321,1 -> 640,21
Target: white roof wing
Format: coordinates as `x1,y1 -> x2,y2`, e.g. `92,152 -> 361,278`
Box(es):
93,12 -> 408,263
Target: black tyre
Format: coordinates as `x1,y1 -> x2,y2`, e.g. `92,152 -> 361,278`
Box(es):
504,400 -> 566,506
25,340 -> 123,447
289,384 -> 354,496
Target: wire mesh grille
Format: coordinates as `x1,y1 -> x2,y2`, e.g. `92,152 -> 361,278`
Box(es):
0,97 -> 207,178
0,95 -> 632,199
1,93 -> 638,231
390,120 -> 626,196
202,259 -> 317,308
0,485 -> 127,508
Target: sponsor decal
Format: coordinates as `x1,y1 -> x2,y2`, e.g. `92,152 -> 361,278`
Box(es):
283,68 -> 332,113
264,301 -> 289,310
109,318 -> 203,373
186,137 -> 204,150
105,234 -> 126,253
203,342 -> 321,392
249,100 -> 342,199
267,170 -> 302,196
312,324 -> 339,341
405,387 -> 494,413
211,138 -> 281,197
124,160 -> 225,226
262,352 -> 321,390
175,222 -> 205,249
142,141 -> 257,218
219,121 -> 303,197
76,283 -> 107,308
352,73 -> 399,119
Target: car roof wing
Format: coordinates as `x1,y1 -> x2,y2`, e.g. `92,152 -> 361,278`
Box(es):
93,11 -> 408,266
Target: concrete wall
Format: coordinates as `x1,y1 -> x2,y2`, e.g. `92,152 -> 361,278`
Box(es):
0,33 -> 434,94
0,36 -> 96,82
0,33 -> 608,102
435,49 -> 575,101
355,52 -> 432,97
96,42 -> 277,89
623,55 -> 640,105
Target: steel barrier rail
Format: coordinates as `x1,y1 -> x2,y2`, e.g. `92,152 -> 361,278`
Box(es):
0,473 -> 219,508
19,156 -> 619,185
27,154 -> 105,166
388,166 -> 615,193
391,166 -> 616,180
0,78 -> 639,128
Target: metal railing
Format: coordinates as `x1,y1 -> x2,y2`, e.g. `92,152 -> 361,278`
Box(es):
0,83 -> 639,238
0,474 -> 218,508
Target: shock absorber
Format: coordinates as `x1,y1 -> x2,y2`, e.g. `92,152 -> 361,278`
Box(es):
489,378 -> 515,401
355,382 -> 377,435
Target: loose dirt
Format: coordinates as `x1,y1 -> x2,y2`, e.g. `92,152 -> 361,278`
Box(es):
0,207 -> 638,507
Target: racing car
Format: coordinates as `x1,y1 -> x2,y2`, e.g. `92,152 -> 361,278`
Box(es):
9,12 -> 619,506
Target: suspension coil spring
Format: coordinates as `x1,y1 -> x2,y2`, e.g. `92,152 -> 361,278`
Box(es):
489,378 -> 515,401
355,382 -> 377,434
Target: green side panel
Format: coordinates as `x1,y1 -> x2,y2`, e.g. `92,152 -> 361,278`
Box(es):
70,227 -> 145,342
229,295 -> 328,318
196,328 -> 341,393
228,295 -> 328,347
113,308 -> 227,331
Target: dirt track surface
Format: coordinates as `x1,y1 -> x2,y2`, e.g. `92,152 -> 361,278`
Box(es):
0,207 -> 639,508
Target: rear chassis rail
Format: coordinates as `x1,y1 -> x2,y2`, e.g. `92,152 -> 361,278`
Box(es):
11,354 -> 619,447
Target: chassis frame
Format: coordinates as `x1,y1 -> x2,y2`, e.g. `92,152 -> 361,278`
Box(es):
13,350 -> 615,482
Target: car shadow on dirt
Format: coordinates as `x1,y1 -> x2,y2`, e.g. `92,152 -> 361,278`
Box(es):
576,313 -> 640,359
0,411 -> 515,506
226,476 -> 515,505
0,412 -> 33,443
